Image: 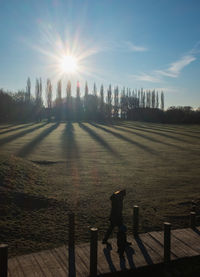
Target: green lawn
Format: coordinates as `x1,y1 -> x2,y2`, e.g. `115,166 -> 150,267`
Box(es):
0,120 -> 200,257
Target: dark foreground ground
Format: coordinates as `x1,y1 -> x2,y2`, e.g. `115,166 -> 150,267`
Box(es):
0,121 -> 200,260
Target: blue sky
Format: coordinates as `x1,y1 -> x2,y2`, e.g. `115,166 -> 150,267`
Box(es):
0,0 -> 200,108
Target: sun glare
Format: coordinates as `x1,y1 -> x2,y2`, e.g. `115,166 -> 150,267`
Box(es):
60,55 -> 78,73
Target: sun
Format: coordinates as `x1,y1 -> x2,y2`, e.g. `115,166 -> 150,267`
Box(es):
60,55 -> 78,73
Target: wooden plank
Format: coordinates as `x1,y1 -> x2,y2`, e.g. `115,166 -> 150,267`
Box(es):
32,252 -> 52,277
58,244 -> 85,277
51,247 -> 68,274
149,230 -> 194,259
173,228 -> 200,253
97,240 -> 118,274
16,253 -> 44,277
75,245 -> 90,276
141,233 -> 164,258
149,231 -> 177,260
77,242 -> 103,276
104,238 -> 127,272
8,257 -> 25,277
138,233 -> 163,263
52,246 -> 68,269
75,244 -> 90,272
8,227 -> 200,277
127,236 -> 155,267
171,229 -> 199,256
120,236 -> 148,269
39,249 -> 67,277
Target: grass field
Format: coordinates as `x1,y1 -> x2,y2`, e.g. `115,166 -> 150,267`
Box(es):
0,120 -> 200,257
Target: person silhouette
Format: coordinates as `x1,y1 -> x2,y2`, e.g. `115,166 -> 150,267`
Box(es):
102,189 -> 126,244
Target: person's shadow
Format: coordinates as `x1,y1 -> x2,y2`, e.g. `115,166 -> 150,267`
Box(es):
125,246 -> 135,269
103,243 -> 117,272
103,243 -> 136,272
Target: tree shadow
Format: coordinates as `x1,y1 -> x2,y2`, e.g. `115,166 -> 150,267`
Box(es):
17,123 -> 60,158
0,124 -> 15,131
61,122 -> 81,177
108,124 -> 186,151
0,122 -> 48,147
79,123 -> 120,158
0,122 -> 35,136
126,122 -> 200,140
118,123 -> 189,144
90,123 -> 157,155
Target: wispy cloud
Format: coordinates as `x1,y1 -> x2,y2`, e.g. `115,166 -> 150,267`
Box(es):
132,46 -> 198,83
155,55 -> 196,78
123,41 -> 148,52
132,73 -> 161,83
106,40 -> 148,53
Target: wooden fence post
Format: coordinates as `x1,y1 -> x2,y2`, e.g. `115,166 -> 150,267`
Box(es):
90,227 -> 98,277
164,222 -> 171,265
190,212 -> 196,229
0,244 -> 8,277
133,205 -> 139,237
68,213 -> 76,277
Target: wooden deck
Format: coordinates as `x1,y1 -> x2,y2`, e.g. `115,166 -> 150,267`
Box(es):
8,227 -> 200,276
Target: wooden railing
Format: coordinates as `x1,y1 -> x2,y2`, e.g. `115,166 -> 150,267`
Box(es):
0,209 -> 197,277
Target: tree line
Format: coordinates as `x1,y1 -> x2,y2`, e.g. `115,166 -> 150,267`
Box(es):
0,78 -> 199,124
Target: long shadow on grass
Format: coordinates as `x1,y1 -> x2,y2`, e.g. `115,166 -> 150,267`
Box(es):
61,122 -> 80,171
108,124 -> 186,151
78,122 -> 120,158
0,122 -> 35,136
0,122 -> 48,147
122,122 -> 200,140
90,123 -> 157,155
0,124 -> 15,131
17,123 -> 60,158
118,122 -> 189,144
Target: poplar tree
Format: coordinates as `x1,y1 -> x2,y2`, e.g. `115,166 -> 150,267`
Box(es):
46,79 -> 52,121
84,81 -> 89,117
107,84 -> 112,118
46,79 -> 52,109
156,91 -> 159,109
66,80 -> 72,120
26,77 -> 31,102
113,86 -> 119,118
161,91 -> 165,110
121,87 -> 126,119
93,82 -> 98,117
152,90 -> 156,108
100,84 -> 104,118
57,80 -> 62,103
56,80 -> 62,121
35,78 -> 42,121
76,81 -> 82,120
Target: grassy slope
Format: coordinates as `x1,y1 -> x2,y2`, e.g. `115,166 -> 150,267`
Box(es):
0,121 -> 200,259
